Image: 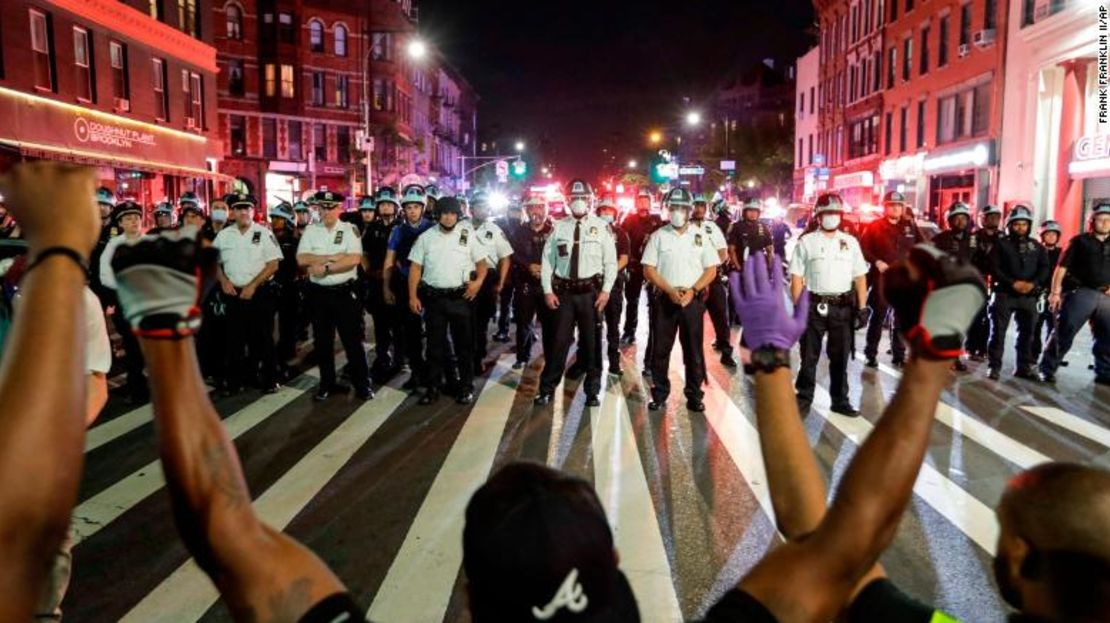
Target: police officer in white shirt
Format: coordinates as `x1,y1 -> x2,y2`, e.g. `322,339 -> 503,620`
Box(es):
691,193 -> 736,368
295,191 -> 373,401
535,179 -> 618,408
641,188 -> 721,412
99,199 -> 149,403
212,193 -> 283,395
790,193 -> 870,416
469,190 -> 514,373
408,196 -> 489,405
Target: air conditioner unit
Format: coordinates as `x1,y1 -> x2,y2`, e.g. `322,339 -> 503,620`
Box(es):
958,44 -> 970,58
185,117 -> 197,130
113,97 -> 131,112
973,29 -> 996,47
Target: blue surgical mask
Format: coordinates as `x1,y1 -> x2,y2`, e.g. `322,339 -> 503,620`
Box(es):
600,214 -> 615,225
211,209 -> 228,222
670,209 -> 688,228
820,214 -> 841,231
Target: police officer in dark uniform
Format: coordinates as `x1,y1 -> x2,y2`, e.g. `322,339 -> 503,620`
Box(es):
152,200 -> 175,232
592,194 -> 630,376
535,180 -> 618,407
986,204 -> 1050,380
967,204 -> 1004,359
294,200 -> 312,233
620,188 -> 663,345
269,201 -> 301,369
930,201 -> 977,371
355,195 -> 376,235
508,196 -> 555,370
424,184 -> 441,222
383,184 -> 434,391
362,186 -> 402,380
713,199 -> 734,240
1031,220 -> 1063,362
859,191 -> 923,368
1039,203 -> 1110,385
727,198 -> 774,346
494,201 -> 525,343
692,194 -> 736,367
89,187 -> 118,305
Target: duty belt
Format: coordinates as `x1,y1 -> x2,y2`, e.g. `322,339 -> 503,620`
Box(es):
553,275 -> 602,295
419,283 -> 467,299
308,279 -> 357,292
811,292 -> 853,306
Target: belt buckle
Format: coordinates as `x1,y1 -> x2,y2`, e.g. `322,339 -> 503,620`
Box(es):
817,301 -> 829,317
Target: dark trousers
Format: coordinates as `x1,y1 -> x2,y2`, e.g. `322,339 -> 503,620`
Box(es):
988,291 -> 1038,371
593,277 -> 625,369
473,273 -> 499,368
392,272 -> 427,383
514,279 -> 553,364
424,294 -> 475,392
643,287 -> 657,367
275,280 -> 301,362
109,303 -> 147,398
1031,304 -> 1052,362
649,295 -> 706,402
796,303 -> 853,407
705,278 -> 732,354
224,283 -> 278,389
622,266 -> 646,337
308,282 -> 370,392
1040,288 -> 1110,378
864,285 -> 906,362
498,274 -> 516,334
197,289 -> 229,381
966,305 -> 991,355
540,290 -> 601,397
366,276 -> 399,371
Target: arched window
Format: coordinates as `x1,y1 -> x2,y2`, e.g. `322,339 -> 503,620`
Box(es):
309,20 -> 324,52
225,3 -> 242,39
334,24 -> 347,56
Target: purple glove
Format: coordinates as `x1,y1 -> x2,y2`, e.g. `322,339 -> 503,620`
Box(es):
728,255 -> 810,350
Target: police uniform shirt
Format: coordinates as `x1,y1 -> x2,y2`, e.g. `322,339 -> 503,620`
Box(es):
641,224 -> 721,289
790,230 -> 869,294
1060,233 -> 1110,290
694,219 -> 728,252
541,215 -> 619,294
408,223 -> 488,289
473,219 -> 514,266
213,222 -> 283,288
295,220 -> 362,286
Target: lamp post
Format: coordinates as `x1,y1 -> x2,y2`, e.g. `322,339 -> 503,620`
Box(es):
362,27 -> 427,195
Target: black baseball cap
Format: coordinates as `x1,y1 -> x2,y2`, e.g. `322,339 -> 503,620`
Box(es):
463,462 -> 640,622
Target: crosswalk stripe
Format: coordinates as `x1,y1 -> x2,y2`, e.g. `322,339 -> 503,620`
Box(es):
368,357 -> 517,623
592,378 -> 684,620
85,405 -> 152,453
120,386 -> 409,622
1020,405 -> 1110,449
71,381 -> 310,545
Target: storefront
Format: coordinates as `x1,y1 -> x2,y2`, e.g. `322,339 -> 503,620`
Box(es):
831,169 -> 879,214
923,139 -> 996,221
878,153 -> 926,217
1068,132 -> 1110,227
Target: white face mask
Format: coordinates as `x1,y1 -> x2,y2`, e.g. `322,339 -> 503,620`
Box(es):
599,214 -> 615,225
569,199 -> 589,217
670,209 -> 688,228
211,209 -> 228,222
820,214 -> 841,231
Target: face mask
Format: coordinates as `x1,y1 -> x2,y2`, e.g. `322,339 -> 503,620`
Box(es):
569,199 -> 589,217
669,209 -> 687,228
820,214 -> 841,231
211,209 -> 228,222
599,214 -> 615,225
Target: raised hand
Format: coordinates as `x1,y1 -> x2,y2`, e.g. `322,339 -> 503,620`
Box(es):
729,255 -> 810,350
0,162 -> 99,256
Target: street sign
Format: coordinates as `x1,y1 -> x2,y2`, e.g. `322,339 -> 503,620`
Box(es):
495,159 -> 508,177
679,165 -> 705,176
720,160 -> 736,171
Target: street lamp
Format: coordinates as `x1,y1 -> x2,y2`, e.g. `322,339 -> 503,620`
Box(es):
747,179 -> 756,189
515,141 -> 525,152
648,131 -> 663,145
685,111 -> 702,127
407,38 -> 427,60
627,159 -> 638,169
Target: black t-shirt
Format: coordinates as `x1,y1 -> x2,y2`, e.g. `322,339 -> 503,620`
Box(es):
696,588 -> 779,622
1060,232 -> 1110,290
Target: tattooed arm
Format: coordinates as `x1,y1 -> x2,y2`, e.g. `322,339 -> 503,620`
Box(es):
141,338 -> 346,622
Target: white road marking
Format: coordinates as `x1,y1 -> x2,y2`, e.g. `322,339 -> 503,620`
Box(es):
85,405 -> 152,453
1020,405 -> 1110,449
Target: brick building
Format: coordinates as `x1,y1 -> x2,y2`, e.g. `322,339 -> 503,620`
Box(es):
794,46 -> 821,203
0,0 -> 221,218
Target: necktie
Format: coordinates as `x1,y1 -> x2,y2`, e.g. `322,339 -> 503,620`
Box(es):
570,220 -> 581,279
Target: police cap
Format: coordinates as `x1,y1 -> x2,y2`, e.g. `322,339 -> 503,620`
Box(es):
225,192 -> 258,209
95,187 -> 116,207
312,190 -> 344,208
178,191 -> 201,208
1039,220 -> 1062,235
566,179 -> 593,199
401,184 -> 428,207
945,201 -> 972,222
112,200 -> 143,222
882,190 -> 907,205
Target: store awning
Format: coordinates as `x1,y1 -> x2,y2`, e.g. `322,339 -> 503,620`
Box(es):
0,139 -> 233,183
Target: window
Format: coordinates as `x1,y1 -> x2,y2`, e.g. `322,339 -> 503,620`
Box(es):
919,26 -> 930,75
30,10 -> 55,91
1022,0 -> 1035,27
960,3 -> 971,46
228,59 -> 244,96
371,32 -> 392,60
280,64 -> 294,98
262,118 -> 277,158
864,0 -> 873,34
798,91 -> 805,115
334,75 -> 349,108
849,66 -> 857,102
847,116 -> 879,159
373,79 -> 386,110
971,82 -> 991,136
149,0 -> 163,21
177,0 -> 197,37
309,20 -> 324,51
809,86 -> 815,113
916,100 -> 926,148
887,47 -> 896,88
225,4 -> 242,39
984,0 -> 997,30
334,25 -> 347,56
850,5 -> 858,42
808,134 -> 813,164
279,13 -> 294,44
311,72 -> 324,105
798,138 -> 804,164
336,126 -> 350,163
938,16 -> 949,67
109,41 -> 129,101
905,0 -> 913,12
902,37 -> 912,81
313,124 -> 326,161
230,114 -> 246,155
890,0 -> 898,23
264,63 -> 276,96
288,120 -> 302,160
899,104 -> 908,151
183,70 -> 203,126
152,58 -> 168,120
73,27 -> 93,101
884,111 -> 893,155
873,51 -> 882,91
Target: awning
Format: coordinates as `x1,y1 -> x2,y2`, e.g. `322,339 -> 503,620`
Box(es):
0,139 -> 233,183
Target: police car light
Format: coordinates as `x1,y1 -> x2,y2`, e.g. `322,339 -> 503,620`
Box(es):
489,191 -> 510,212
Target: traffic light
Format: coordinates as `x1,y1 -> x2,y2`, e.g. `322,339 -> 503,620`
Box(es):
511,159 -> 528,179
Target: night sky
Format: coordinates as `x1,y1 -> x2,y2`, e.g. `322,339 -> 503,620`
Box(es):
417,0 -> 816,179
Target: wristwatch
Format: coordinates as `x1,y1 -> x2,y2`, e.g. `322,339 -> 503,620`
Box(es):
744,346 -> 791,375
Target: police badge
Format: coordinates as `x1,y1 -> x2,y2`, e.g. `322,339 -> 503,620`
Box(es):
695,234 -> 703,247
334,230 -> 344,245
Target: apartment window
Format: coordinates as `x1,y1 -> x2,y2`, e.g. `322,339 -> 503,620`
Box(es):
109,41 -> 129,101
230,114 -> 246,155
884,111 -> 893,155
152,58 -> 168,120
902,37 -> 912,81
984,0 -> 997,30
334,75 -> 349,108
371,32 -> 392,60
938,16 -> 949,67
373,79 -> 386,110
887,47 -> 896,88
890,0 -> 898,23
916,100 -> 926,148
1021,0 -> 1035,27
225,4 -> 242,39
937,89 -> 979,145
288,120 -> 302,160
311,72 -> 324,105
30,10 -> 55,91
849,67 -> 857,102
334,25 -> 347,56
309,20 -> 324,51
149,0 -> 163,21
809,86 -> 815,113
177,0 -> 198,37
864,0 -> 873,34
264,63 -> 276,96
336,126 -> 350,163
919,26 -> 930,75
262,118 -> 277,158
850,5 -> 858,42
280,64 -> 294,98
313,124 -> 326,161
960,3 -> 971,46
905,0 -> 913,12
971,82 -> 991,136
184,71 -> 203,126
873,51 -> 882,91
899,104 -> 908,151
73,27 -> 93,101
798,91 -> 805,115
228,59 -> 244,96
798,138 -> 804,164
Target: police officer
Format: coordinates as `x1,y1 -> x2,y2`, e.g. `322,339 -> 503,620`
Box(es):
536,180 -> 618,407
89,187 -> 118,303
930,201 -> 977,371
591,195 -> 630,376
508,195 -> 555,369
1031,220 -> 1063,362
692,193 -> 736,367
494,202 -> 525,342
362,186 -> 402,380
356,195 -> 376,235
641,188 -> 721,412
383,184 -> 434,390
1040,203 -> 1110,384
424,184 -> 442,222
408,196 -> 489,405
467,191 -> 514,373
296,191 -> 373,400
986,204 -> 1050,381
791,193 -> 870,416
712,199 -> 734,239
269,201 -> 301,369
177,192 -> 204,227
152,200 -> 175,231
99,199 -> 149,403
213,193 -> 282,395
727,199 -> 774,345
620,188 -> 663,345
294,200 -> 311,232
967,204 -> 1004,359
859,191 -> 923,368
